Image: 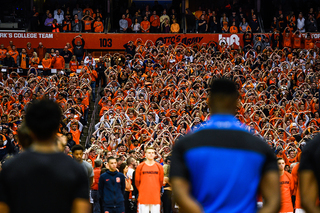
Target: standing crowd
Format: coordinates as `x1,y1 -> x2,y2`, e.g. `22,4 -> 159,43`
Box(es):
0,23 -> 320,212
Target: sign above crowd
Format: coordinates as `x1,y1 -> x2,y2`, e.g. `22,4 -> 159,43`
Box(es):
1,32 -> 320,50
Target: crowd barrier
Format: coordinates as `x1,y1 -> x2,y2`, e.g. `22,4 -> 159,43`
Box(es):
1,32 -> 320,50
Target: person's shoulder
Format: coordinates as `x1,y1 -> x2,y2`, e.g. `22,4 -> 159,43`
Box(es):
284,171 -> 293,178
136,162 -> 145,169
303,136 -> 320,152
82,160 -> 93,168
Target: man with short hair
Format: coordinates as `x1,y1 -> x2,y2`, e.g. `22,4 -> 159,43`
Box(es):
170,78 -> 280,213
72,144 -> 94,187
99,157 -> 126,213
52,50 -> 65,70
119,14 -> 128,33
72,35 -> 85,62
0,99 -> 90,213
135,147 -> 164,213
127,156 -> 136,178
60,46 -> 72,69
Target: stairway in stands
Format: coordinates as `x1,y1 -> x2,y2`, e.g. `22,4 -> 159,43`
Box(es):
80,86 -> 101,148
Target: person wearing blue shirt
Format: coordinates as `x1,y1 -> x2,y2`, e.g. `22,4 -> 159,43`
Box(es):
99,157 -> 125,213
170,78 -> 281,213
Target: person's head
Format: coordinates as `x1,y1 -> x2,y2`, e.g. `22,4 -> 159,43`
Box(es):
74,14 -> 78,20
48,13 -> 52,18
144,16 -> 148,21
288,150 -> 296,158
127,156 -> 136,168
25,99 -> 62,142
55,50 -> 60,56
119,162 -> 128,174
107,157 -> 117,172
153,11 -> 156,15
145,147 -> 155,161
94,159 -> 103,168
122,14 -> 126,19
71,145 -> 84,162
277,158 -> 285,172
208,78 -> 239,115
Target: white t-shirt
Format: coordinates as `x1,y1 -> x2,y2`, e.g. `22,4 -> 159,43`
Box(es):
127,167 -> 135,179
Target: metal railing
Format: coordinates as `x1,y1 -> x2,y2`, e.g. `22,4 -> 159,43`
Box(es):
85,84 -> 101,148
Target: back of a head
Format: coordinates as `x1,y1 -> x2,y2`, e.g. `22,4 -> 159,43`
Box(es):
209,78 -> 238,97
209,78 -> 239,114
25,99 -> 62,141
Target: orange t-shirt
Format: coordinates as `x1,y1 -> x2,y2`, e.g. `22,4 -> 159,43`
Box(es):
141,21 -> 150,33
0,49 -> 7,60
52,56 -> 65,69
279,171 -> 294,213
230,26 -> 238,33
9,50 -> 19,63
84,20 -> 93,31
70,129 -> 81,144
69,60 -> 78,72
135,162 -> 164,204
30,57 -> 40,68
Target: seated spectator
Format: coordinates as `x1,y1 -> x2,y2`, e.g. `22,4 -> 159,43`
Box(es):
150,11 -> 160,33
161,18 -> 170,33
141,16 -> 150,33
94,17 -> 104,33
44,13 -> 54,32
54,9 -> 64,25
229,22 -> 238,33
72,14 -> 82,32
132,18 -> 141,33
82,14 -> 94,32
170,19 -> 180,33
250,14 -> 260,32
221,16 -> 229,33
119,14 -> 128,33
62,15 -> 72,32
52,19 -> 60,32
297,12 -> 305,32
160,9 -> 170,26
125,14 -> 132,33
306,15 -> 317,32
239,17 -> 249,33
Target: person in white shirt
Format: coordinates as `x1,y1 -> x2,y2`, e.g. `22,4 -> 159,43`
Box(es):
297,13 -> 305,32
84,52 -> 96,67
54,9 -> 64,25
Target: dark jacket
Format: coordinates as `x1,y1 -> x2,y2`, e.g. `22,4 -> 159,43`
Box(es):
98,170 -> 125,208
72,37 -> 85,57
2,56 -> 15,67
60,50 -> 73,63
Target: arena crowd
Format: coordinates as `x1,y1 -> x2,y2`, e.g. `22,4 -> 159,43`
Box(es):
1,15 -> 320,212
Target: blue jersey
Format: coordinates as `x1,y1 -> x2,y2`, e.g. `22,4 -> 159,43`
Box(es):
170,114 -> 277,213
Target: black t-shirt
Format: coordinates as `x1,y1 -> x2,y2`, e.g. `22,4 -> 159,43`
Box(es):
0,150 -> 89,213
299,135 -> 320,195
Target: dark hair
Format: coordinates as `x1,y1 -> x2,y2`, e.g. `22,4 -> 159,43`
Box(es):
119,162 -> 127,174
17,122 -> 33,149
127,156 -> 135,166
71,144 -> 84,153
116,157 -> 122,162
107,156 -> 115,162
209,78 -> 239,97
25,99 -> 62,141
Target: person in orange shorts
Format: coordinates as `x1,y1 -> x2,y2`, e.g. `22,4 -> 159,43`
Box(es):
135,147 -> 164,213
278,158 -> 294,213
